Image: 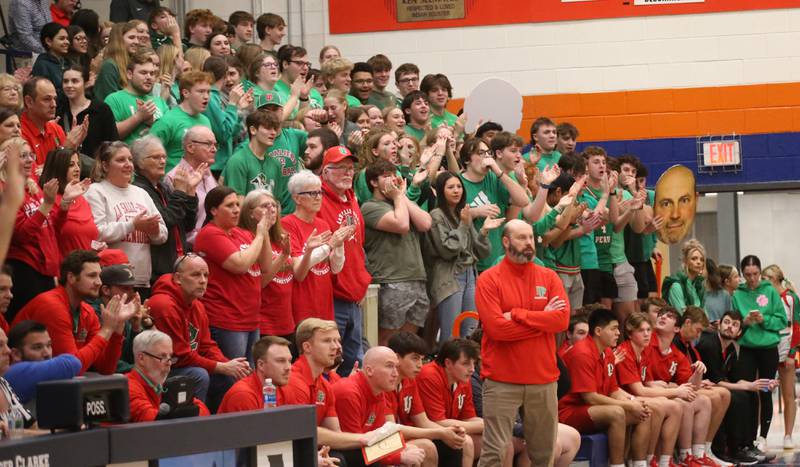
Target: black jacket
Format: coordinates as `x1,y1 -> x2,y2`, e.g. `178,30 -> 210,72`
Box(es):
132,172 -> 197,284
57,98 -> 120,167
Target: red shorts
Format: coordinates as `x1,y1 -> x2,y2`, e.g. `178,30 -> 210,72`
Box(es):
558,404 -> 599,434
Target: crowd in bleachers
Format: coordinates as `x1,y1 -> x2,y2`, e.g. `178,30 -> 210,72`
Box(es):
0,1 -> 796,466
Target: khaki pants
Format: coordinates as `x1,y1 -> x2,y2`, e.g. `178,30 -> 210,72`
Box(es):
478,379 -> 558,467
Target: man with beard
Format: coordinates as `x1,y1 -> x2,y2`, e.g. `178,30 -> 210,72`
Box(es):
151,71 -> 214,171
318,146 -> 372,376
106,50 -> 169,144
304,129 -> 339,175
474,219 -> 569,466
11,250 -> 135,375
695,311 -> 772,464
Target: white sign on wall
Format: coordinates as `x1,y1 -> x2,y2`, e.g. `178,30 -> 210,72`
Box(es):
702,141 -> 741,167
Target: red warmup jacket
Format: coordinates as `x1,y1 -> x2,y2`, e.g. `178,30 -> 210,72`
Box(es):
7,189 -> 61,277
475,257 -> 569,385
317,182 -> 372,302
127,370 -> 209,422
148,274 -> 228,374
12,286 -> 122,375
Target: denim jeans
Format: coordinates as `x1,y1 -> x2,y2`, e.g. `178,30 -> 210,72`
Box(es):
334,298 -> 363,377
207,327 -> 259,412
437,268 -> 477,344
169,366 -> 210,403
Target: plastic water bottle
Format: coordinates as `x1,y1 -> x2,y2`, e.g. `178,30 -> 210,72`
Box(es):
263,378 -> 277,408
7,410 -> 22,439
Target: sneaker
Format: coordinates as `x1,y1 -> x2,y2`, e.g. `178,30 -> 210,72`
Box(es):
784,434 -> 795,449
755,435 -> 767,451
696,455 -> 721,467
727,448 -> 758,465
744,446 -> 775,462
705,452 -> 732,467
679,454 -> 705,467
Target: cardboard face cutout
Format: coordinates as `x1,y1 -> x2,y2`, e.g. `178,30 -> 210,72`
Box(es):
463,78 -> 522,134
654,165 -> 697,245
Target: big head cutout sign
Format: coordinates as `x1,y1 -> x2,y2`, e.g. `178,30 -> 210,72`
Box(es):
654,165 -> 698,244
463,78 -> 523,134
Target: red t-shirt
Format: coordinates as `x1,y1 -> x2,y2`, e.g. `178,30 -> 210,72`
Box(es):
416,362 -> 477,421
318,183 -> 372,302
385,377 -> 426,426
8,189 -> 60,277
281,214 -> 334,323
194,224 -> 261,331
557,340 -> 574,359
559,337 -> 619,408
55,196 -> 99,259
282,355 -> 337,425
217,372 -> 285,413
259,243 -> 294,336
615,340 -> 653,388
333,371 -> 387,433
12,286 -> 122,375
648,337 -> 692,385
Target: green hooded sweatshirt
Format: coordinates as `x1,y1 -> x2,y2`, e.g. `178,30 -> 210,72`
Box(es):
732,280 -> 788,348
662,271 -> 704,314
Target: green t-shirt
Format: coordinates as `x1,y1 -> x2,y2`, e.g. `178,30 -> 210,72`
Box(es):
460,171 -> 510,272
577,188 -> 601,270
403,124 -> 426,142
533,208 -> 559,268
362,199 -> 426,283
642,189 -> 657,259
220,143 -> 280,196
104,89 -> 169,144
368,89 -> 395,110
267,128 -> 307,215
431,110 -> 457,129
608,189 -> 633,266
346,94 -> 362,108
273,79 -> 323,120
149,106 -> 212,172
522,150 -> 562,172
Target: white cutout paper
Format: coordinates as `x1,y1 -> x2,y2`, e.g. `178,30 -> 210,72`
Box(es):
463,78 -> 523,134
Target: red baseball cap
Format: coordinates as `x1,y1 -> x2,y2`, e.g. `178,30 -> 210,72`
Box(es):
322,146 -> 356,168
98,249 -> 130,267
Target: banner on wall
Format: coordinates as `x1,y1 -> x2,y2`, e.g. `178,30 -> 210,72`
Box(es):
329,0 -> 796,34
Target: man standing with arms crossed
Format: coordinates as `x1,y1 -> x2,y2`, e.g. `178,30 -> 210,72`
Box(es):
475,219 -> 569,466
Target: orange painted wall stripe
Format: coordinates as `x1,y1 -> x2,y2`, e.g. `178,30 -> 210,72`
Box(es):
446,82 -> 800,142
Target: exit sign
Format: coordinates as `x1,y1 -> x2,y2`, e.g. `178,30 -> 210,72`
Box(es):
702,140 -> 740,167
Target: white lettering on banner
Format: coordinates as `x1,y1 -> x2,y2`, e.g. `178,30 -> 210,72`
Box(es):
634,0 -> 704,4
0,454 -> 51,467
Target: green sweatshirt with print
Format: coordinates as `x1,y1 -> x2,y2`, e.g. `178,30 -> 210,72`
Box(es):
732,280 -> 788,348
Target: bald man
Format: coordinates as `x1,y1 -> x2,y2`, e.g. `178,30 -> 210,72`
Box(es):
654,165 -> 697,245
475,219 -> 569,467
164,126 -> 219,245
333,346 -> 430,466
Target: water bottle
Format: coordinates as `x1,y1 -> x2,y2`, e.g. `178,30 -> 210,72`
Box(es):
263,378 -> 277,408
7,410 -> 22,439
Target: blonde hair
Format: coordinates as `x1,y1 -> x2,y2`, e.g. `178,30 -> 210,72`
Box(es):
356,126 -> 394,170
0,137 -> 38,194
681,238 -> 706,267
320,57 -> 352,85
295,318 -> 338,354
157,44 -> 181,79
763,264 -> 795,293
184,47 -> 211,72
238,189 -> 285,243
0,74 -> 22,111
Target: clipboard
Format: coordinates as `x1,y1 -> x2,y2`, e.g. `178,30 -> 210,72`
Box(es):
362,431 -> 406,465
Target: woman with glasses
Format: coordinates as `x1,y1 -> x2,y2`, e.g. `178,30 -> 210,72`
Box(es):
131,135 -> 201,284
66,25 -> 92,84
85,141 -> 168,294
31,23 -> 71,102
193,186 -> 269,366
245,52 -> 280,105
238,190 -> 296,340
38,147 -> 96,258
282,170 -> 351,329
57,65 -> 119,170
3,138 -> 77,320
0,75 -> 22,114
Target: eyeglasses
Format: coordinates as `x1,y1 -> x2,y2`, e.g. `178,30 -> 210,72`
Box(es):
478,149 -> 491,157
145,154 -> 167,161
191,140 -> 218,149
353,79 -> 373,86
326,165 -> 354,174
262,62 -> 278,68
173,252 -> 200,272
298,190 -> 323,197
142,351 -> 178,365
398,77 -> 419,84
290,60 -> 311,68
74,35 -> 88,42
